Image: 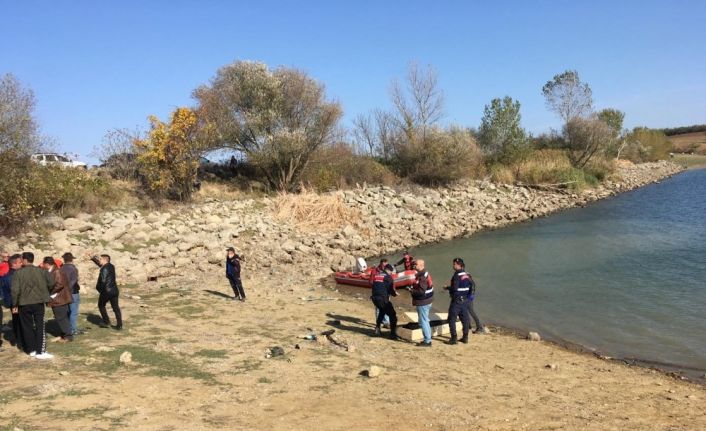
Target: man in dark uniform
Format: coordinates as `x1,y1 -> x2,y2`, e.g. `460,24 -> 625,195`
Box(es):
444,257 -> 472,345
371,264 -> 398,340
395,251 -> 415,271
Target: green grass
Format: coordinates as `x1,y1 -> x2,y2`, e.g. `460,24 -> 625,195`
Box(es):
672,153 -> 706,169
194,349 -> 229,358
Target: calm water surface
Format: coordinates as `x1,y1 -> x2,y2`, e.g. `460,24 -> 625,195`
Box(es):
382,169 -> 706,371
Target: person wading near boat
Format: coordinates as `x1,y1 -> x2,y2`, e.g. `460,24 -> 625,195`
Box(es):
61,253 -> 82,336
409,259 -> 434,347
90,254 -> 122,330
225,247 -> 246,302
395,251 -> 415,271
42,257 -> 73,342
11,252 -> 55,359
444,257 -> 471,345
371,263 -> 398,340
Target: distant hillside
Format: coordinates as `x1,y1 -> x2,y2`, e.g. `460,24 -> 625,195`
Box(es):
668,131 -> 706,155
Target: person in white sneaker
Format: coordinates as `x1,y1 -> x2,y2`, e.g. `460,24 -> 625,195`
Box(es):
10,252 -> 55,359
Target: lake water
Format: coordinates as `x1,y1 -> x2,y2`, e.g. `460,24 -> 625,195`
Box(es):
381,169 -> 706,373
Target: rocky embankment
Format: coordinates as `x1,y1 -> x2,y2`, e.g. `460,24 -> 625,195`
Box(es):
0,161 -> 683,288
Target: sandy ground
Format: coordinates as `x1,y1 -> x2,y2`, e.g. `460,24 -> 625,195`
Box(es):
1,270 -> 704,431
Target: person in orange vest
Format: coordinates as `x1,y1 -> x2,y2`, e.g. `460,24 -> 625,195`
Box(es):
395,251 -> 415,271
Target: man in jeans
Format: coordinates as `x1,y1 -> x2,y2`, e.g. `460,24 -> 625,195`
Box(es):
11,252 -> 55,359
42,257 -> 73,342
60,253 -> 81,336
409,259 -> 434,347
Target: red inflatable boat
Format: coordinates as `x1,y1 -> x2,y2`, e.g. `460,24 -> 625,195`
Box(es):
334,268 -> 417,288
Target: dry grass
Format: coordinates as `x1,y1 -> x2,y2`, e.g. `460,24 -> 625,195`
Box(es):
194,181 -> 243,202
668,131 -> 706,155
274,188 -> 361,230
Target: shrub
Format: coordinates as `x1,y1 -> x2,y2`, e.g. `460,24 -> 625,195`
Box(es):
300,143 -> 398,191
0,155 -> 119,233
134,107 -> 205,201
273,188 -> 361,231
623,128 -> 672,162
394,127 -> 484,186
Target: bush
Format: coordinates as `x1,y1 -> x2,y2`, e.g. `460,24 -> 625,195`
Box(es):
623,128 -> 672,162
0,155 -> 119,233
394,127 -> 484,186
301,144 -> 397,192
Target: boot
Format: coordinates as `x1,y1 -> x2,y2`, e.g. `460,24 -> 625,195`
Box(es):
460,336 -> 469,344
389,326 -> 399,341
374,326 -> 382,337
446,337 -> 457,345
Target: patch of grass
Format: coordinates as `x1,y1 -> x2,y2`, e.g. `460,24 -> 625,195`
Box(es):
257,377 -> 273,384
171,304 -> 206,317
230,359 -> 263,375
672,153 -> 706,169
113,345 -> 216,381
64,388 -> 97,397
194,349 -> 229,359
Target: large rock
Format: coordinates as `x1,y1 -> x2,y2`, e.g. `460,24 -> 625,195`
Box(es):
63,218 -> 94,232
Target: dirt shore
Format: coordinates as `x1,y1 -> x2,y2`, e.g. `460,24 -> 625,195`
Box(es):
2,161 -> 705,430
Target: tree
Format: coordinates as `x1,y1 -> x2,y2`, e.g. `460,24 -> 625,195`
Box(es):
134,107 -> 204,200
194,61 -> 342,192
562,116 -> 614,168
478,96 -> 529,163
352,109 -> 399,160
0,73 -> 41,156
389,63 -> 444,139
597,108 -> 626,158
542,70 -> 593,124
93,128 -> 141,180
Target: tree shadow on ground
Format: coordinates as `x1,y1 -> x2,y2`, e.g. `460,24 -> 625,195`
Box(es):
203,289 -> 233,299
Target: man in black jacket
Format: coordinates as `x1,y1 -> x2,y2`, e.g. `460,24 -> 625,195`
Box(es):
90,254 -> 122,330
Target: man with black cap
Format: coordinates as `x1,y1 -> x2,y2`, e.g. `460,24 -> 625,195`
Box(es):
60,252 -> 82,336
371,263 -> 398,340
225,247 -> 246,301
444,257 -> 472,345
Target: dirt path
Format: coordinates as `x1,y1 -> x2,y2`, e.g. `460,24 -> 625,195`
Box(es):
2,271 -> 704,431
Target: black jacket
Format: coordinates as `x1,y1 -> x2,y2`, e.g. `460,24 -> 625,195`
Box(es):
92,257 -> 119,298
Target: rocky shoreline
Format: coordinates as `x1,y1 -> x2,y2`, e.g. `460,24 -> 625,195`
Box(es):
0,160 -> 684,291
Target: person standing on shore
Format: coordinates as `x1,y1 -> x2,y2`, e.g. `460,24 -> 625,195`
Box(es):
90,254 -> 122,330
60,253 -> 82,336
369,259 -> 390,327
409,259 -> 434,347
42,257 -> 73,342
371,263 -> 398,340
1,255 -> 24,350
11,252 -> 55,359
444,257 -> 471,345
225,247 -> 246,302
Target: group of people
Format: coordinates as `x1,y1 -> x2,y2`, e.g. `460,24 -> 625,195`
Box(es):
0,251 -> 122,359
369,251 -> 484,347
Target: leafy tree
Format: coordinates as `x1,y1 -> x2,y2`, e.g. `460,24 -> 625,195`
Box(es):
597,108 -> 626,158
134,107 -> 204,201
478,96 -> 530,163
0,73 -> 41,156
194,61 -> 342,192
562,116 -> 614,168
542,70 -> 593,123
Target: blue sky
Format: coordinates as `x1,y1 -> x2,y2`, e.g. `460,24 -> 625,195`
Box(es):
2,1 -> 705,163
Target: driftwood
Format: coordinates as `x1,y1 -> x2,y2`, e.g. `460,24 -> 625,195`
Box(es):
515,181 -> 577,193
